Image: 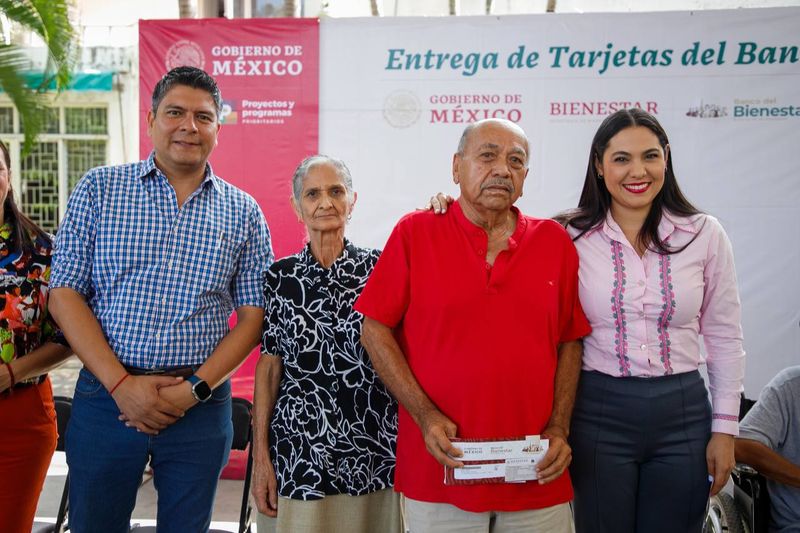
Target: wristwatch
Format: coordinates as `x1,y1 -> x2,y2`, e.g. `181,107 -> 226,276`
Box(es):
186,374 -> 212,403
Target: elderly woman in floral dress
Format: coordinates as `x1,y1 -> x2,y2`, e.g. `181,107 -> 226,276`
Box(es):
251,155 -> 400,533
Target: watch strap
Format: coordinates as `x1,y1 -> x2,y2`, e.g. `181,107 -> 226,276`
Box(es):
186,374 -> 212,402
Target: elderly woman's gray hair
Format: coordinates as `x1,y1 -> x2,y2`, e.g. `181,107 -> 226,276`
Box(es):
291,155 -> 355,203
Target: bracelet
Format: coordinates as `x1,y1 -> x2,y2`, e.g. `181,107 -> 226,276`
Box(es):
109,373 -> 130,395
3,362 -> 15,388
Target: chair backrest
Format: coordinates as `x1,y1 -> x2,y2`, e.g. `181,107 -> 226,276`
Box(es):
231,397 -> 253,533
53,396 -> 73,452
735,395 -> 770,533
230,397 -> 253,451
37,396 -> 73,533
739,394 -> 757,421
129,396 -> 255,533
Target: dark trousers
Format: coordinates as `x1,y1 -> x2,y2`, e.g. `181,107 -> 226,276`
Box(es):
570,370 -> 712,533
66,368 -> 233,533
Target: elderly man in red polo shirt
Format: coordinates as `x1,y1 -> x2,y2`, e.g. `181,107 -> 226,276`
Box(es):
355,118 -> 591,532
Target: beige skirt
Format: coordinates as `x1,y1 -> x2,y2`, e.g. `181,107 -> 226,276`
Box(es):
256,487 -> 402,533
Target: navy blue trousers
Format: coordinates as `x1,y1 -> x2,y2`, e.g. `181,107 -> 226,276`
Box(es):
570,370 -> 712,533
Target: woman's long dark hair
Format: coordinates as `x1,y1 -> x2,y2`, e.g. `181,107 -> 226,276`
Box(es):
0,140 -> 51,251
557,108 -> 702,254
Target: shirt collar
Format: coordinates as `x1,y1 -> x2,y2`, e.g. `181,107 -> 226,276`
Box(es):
139,151 -> 222,194
452,200 -> 527,252
599,209 -> 701,243
300,237 -> 357,272
599,212 -> 624,242
662,210 -> 702,236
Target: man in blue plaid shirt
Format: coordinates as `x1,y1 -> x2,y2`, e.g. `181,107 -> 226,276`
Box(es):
50,66 -> 272,532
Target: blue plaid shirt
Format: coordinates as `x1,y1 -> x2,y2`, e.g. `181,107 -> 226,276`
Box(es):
51,153 -> 273,368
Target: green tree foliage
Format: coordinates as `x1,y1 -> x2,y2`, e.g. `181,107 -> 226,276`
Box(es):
0,0 -> 74,153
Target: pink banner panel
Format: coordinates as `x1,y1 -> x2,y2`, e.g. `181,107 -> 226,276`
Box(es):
139,17 -> 318,260
139,18 -> 319,478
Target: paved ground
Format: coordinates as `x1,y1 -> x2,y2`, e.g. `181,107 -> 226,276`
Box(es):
36,356 -> 259,530
48,354 -> 82,398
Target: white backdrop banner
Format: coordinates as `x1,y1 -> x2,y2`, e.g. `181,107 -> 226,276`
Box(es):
318,7 -> 800,394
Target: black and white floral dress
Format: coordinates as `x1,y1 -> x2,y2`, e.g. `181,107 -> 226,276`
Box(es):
261,239 -> 398,500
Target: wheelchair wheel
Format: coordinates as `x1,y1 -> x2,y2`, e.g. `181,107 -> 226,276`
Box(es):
704,492 -> 748,533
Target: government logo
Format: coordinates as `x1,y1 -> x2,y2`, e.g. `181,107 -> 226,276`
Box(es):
383,91 -> 421,129
165,40 -> 205,71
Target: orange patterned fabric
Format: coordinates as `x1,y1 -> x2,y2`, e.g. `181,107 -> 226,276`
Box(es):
0,377 -> 57,532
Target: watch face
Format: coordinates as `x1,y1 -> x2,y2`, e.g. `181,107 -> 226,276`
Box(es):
193,380 -> 213,402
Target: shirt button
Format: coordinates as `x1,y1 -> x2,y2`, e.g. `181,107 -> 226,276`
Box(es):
477,249 -> 485,255
640,343 -> 647,350
639,311 -> 645,318
638,280 -> 645,287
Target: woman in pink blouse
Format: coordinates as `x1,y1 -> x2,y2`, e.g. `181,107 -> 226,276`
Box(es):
560,108 -> 745,533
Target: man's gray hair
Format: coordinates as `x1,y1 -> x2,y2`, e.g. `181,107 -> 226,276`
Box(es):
291,155 -> 355,203
456,122 -> 479,156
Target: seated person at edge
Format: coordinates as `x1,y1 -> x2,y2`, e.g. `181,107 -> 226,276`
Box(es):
355,118 -> 591,532
251,155 -> 400,533
737,366 -> 800,533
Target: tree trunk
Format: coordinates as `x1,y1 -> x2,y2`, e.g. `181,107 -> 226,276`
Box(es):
485,0 -> 493,15
449,0 -> 457,16
546,0 -> 557,13
178,0 -> 194,18
283,0 -> 296,16
370,0 -> 381,16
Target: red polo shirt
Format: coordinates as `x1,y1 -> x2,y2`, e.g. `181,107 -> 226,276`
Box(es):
355,201 -> 591,513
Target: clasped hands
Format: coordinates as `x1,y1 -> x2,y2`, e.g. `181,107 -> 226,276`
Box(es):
113,375 -> 196,434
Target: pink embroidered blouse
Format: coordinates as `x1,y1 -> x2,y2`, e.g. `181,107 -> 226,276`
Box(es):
568,211 -> 745,435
